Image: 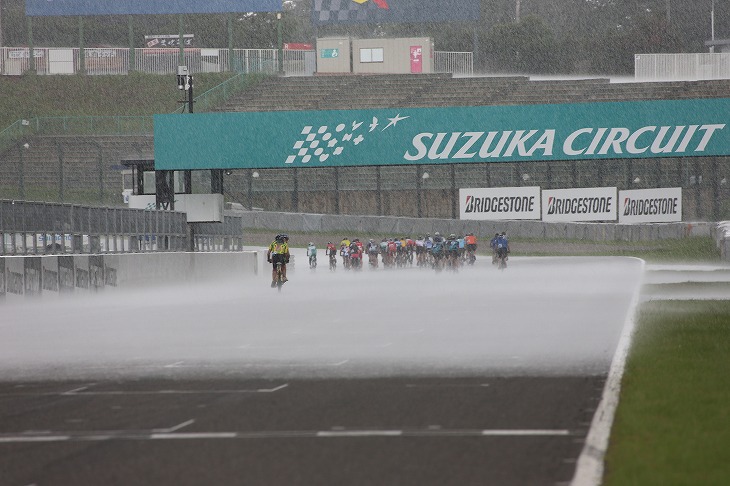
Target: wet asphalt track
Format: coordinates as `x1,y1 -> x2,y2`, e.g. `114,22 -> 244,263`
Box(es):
0,255 -> 644,486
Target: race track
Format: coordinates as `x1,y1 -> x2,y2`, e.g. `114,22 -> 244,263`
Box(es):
0,254 -> 644,485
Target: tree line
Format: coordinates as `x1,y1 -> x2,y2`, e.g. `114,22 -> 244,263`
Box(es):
0,0 -> 727,74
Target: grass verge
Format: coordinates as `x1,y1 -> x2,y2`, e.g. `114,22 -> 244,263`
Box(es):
604,300 -> 730,486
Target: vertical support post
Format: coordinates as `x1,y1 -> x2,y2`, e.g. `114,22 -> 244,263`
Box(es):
211,169 -> 224,194
376,166 -> 382,215
416,166 -> 423,218
78,16 -> 85,74
277,12 -> 284,75
451,164 -> 457,219
27,16 -> 35,73
178,15 -> 185,66
227,14 -> 234,72
57,142 -> 64,202
712,157 -> 720,221
18,144 -> 25,199
292,167 -> 299,211
334,167 -> 340,214
97,142 -> 104,203
128,15 -> 135,72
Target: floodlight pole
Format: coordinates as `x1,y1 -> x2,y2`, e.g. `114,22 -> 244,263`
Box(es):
277,12 -> 284,75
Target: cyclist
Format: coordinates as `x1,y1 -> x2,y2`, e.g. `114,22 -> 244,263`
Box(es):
326,241 -> 337,268
267,234 -> 290,287
490,233 -> 500,264
495,232 -> 510,266
432,232 -> 445,269
465,232 -> 478,264
367,239 -> 380,267
307,242 -> 317,268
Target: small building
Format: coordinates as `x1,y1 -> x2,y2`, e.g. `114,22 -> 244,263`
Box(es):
316,37 -> 433,75
706,39 -> 730,53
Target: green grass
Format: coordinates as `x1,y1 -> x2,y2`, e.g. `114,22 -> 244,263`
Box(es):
604,301 -> 730,486
0,72 -> 237,130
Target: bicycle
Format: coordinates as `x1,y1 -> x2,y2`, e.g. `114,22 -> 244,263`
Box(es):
496,248 -> 508,271
329,253 -> 337,271
274,261 -> 285,291
309,254 -> 317,269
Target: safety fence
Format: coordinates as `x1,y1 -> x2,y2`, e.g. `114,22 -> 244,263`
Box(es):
1,46 -> 469,77
635,53 -> 730,81
0,199 -> 244,256
434,51 -> 473,77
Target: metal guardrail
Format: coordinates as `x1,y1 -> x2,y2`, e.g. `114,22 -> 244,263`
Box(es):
0,199 -> 244,255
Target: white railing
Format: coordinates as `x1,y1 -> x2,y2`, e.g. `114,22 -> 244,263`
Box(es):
3,46 -> 465,77
434,51 -> 473,77
635,53 -> 730,81
0,47 -> 297,76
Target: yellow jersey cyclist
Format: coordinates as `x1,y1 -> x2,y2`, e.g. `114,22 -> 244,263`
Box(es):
267,234 -> 290,288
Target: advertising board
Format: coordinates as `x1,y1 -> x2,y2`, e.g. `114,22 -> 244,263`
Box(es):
312,0 -> 481,25
542,187 -> 617,222
459,187 -> 541,221
26,0 -> 281,16
618,187 -> 682,223
154,99 -> 730,170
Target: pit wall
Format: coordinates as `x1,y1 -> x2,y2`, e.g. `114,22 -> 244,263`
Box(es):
0,251 -> 259,303
239,211 -> 729,261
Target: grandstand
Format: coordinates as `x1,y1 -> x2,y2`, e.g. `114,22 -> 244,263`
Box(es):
1,74 -> 729,220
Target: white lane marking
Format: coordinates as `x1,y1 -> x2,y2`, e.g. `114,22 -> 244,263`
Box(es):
481,429 -> 570,436
317,430 -> 402,437
258,384 -> 288,393
163,361 -> 185,368
151,433 -> 237,440
153,419 -> 195,434
42,385 -> 289,396
405,383 -> 490,388
0,436 -> 70,443
571,258 -> 645,486
62,386 -> 90,395
0,428 -> 576,443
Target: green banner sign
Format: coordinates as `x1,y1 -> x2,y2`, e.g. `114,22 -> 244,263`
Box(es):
153,98 -> 730,170
320,48 -> 340,58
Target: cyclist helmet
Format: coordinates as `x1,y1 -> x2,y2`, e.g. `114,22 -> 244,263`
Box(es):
309,242 -> 314,246
449,234 -> 456,239
276,233 -> 289,242
434,232 -> 440,236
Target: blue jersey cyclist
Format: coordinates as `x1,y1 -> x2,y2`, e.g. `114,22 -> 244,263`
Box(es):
267,234 -> 290,287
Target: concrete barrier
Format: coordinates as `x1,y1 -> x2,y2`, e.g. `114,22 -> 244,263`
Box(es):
0,251 -> 258,303
238,211 -> 726,260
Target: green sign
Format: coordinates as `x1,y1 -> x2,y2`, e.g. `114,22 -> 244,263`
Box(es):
153,98 -> 730,170
320,48 -> 339,58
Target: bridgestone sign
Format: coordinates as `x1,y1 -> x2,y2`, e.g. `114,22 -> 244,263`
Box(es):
459,187 -> 541,221
542,187 -> 617,222
619,188 -> 682,223
461,186 -> 682,223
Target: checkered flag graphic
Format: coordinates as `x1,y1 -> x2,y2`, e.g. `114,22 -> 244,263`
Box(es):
313,0 -> 379,22
284,114 -> 409,165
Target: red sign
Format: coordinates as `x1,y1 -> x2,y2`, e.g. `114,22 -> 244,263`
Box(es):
284,43 -> 313,50
410,46 -> 423,73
